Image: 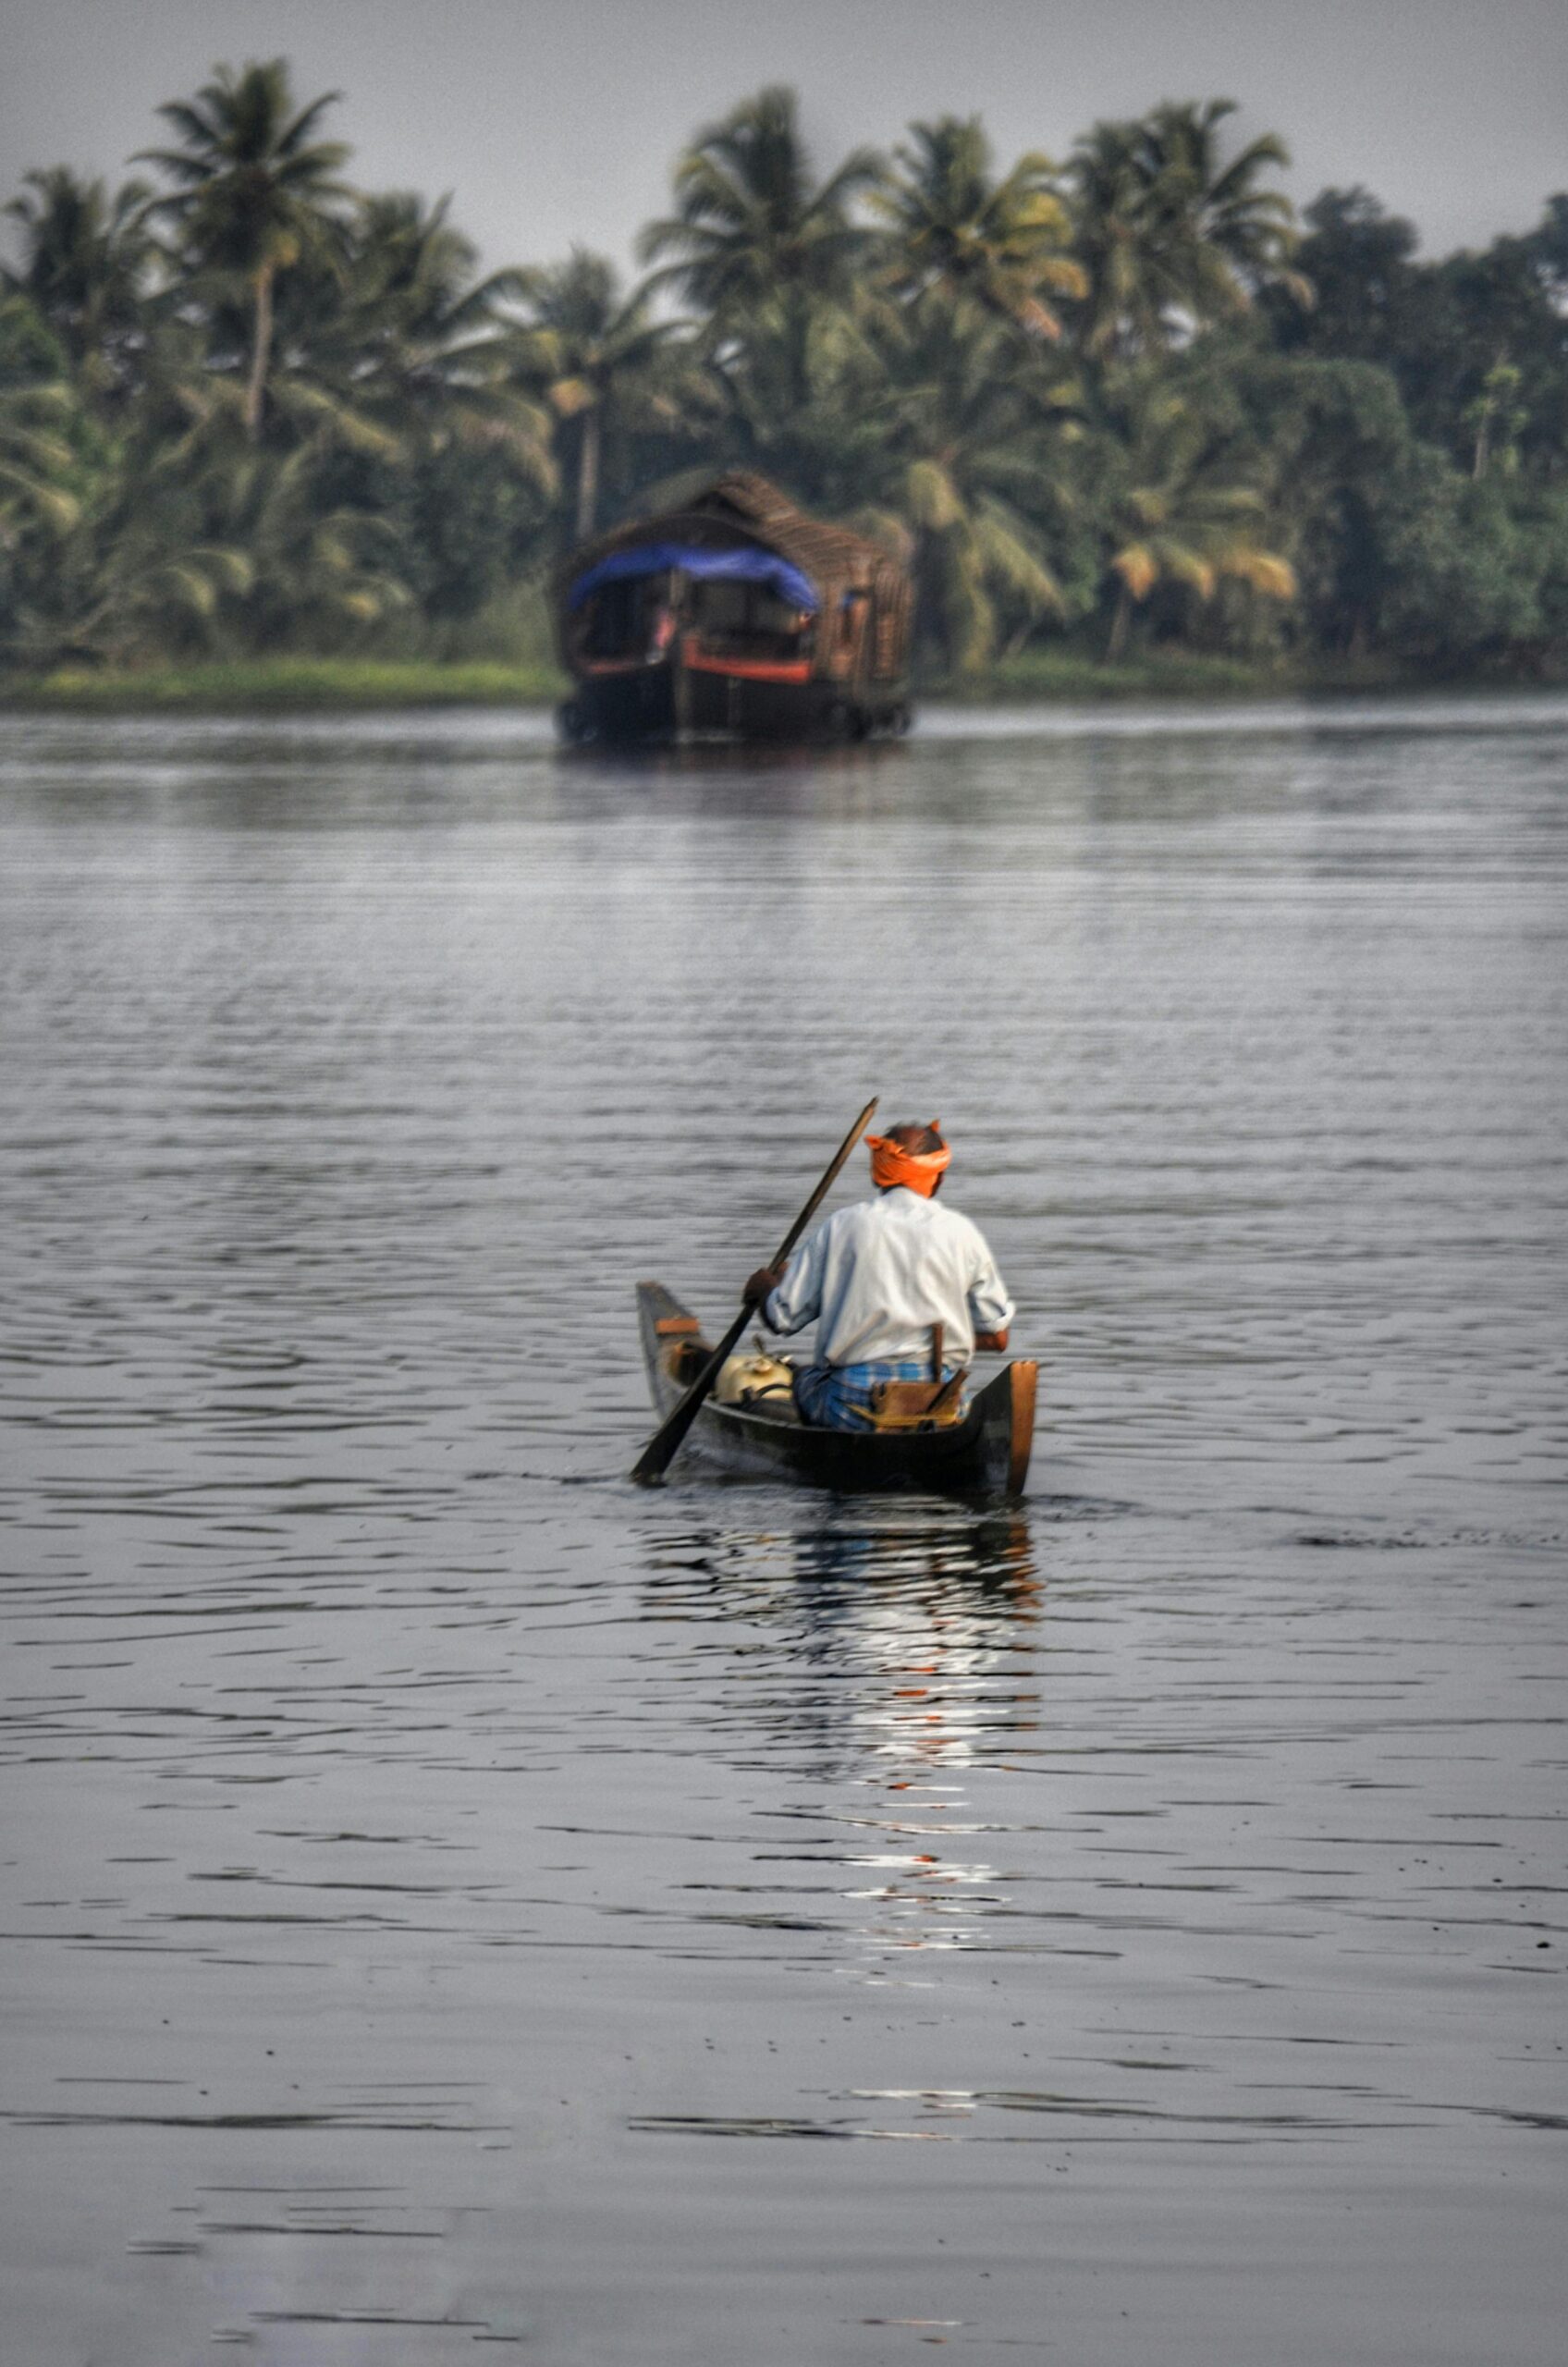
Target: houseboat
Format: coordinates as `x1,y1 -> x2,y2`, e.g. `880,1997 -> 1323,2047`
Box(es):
554,472 -> 913,744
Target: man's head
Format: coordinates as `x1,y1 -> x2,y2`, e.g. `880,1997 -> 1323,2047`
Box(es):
866,1120 -> 950,1197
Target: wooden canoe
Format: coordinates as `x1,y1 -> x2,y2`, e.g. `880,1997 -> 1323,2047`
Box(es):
638,1282 -> 1036,1495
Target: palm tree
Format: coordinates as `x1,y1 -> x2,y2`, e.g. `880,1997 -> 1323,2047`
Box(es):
102,372 -> 411,656
337,192 -> 518,396
0,295 -> 83,546
241,461 -> 412,644
639,86 -> 880,318
1094,376 -> 1294,656
875,117 -> 1084,336
0,289 -> 256,669
137,59 -> 351,440
1143,101 -> 1309,322
326,193 -> 554,484
508,251 -> 683,538
1068,119 -> 1182,359
852,293 -> 1074,671
64,526 -> 256,666
699,284 -> 894,517
3,168 -> 155,405
1070,102 -> 1305,358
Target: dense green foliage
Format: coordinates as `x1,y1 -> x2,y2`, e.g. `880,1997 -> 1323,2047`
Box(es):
3,62 -> 1565,683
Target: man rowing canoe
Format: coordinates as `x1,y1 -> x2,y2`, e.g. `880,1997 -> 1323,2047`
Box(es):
742,1121 -> 1014,1431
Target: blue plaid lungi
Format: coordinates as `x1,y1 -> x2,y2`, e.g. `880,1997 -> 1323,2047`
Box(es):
794,1358 -> 964,1432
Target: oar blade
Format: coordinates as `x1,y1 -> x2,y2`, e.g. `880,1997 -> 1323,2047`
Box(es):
629,1305 -> 750,1487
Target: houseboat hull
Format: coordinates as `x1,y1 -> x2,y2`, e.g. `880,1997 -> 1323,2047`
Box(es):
559,655 -> 910,746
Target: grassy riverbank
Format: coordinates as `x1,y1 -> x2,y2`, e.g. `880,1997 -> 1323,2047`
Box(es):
0,658 -> 570,713
0,649 -> 1549,715
948,649 -> 1364,702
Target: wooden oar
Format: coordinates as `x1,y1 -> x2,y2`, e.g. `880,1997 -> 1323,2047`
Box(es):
630,1096 -> 878,1486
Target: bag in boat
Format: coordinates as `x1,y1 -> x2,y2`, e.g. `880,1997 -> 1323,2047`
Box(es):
865,1373 -> 967,1430
714,1352 -> 797,1412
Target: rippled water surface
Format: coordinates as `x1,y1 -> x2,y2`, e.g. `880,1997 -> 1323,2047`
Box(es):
2,699 -> 1565,2364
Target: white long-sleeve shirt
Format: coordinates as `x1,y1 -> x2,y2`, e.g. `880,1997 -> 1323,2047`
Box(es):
763,1187 -> 1014,1368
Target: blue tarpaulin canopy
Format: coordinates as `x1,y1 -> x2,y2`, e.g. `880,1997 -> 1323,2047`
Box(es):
567,541 -> 818,614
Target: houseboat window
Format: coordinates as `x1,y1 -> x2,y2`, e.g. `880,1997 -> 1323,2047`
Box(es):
691,577 -> 811,658
582,574 -> 668,659
694,580 -> 750,636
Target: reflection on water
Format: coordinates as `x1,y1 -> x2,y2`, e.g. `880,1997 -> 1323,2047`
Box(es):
1,700 -> 1565,2366
648,1510 -> 1039,1768
643,1512 -> 1042,1970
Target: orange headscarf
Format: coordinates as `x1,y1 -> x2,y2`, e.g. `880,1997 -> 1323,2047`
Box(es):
866,1124 -> 951,1197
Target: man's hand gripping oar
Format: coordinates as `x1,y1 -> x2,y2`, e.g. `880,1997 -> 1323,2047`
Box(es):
630,1098 -> 878,1487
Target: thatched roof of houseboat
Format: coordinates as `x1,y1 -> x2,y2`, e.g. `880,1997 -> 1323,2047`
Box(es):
558,472 -> 903,606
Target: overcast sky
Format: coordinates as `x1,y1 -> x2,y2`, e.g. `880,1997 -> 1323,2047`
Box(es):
4,0 -> 1565,276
